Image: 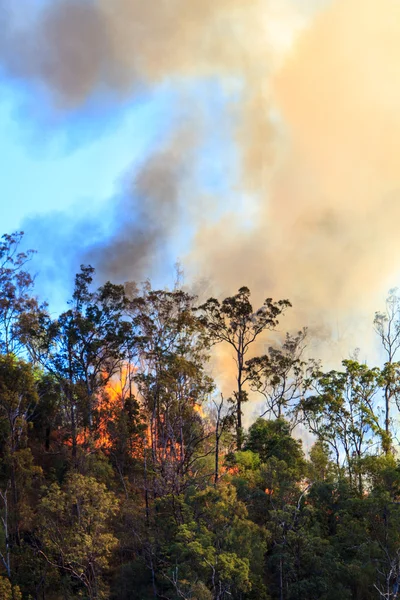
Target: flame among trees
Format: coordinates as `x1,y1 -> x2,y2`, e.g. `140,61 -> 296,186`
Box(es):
1,232 -> 400,598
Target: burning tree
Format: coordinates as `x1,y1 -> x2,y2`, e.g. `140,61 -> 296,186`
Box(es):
131,285 -> 213,495
19,265 -> 134,463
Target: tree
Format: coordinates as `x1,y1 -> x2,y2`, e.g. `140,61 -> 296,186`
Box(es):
0,355 -> 40,577
308,440 -> 334,482
21,266 -> 133,461
132,286 -> 213,495
246,329 -> 316,423
241,420 -> 309,600
362,456 -> 400,599
0,577 -> 22,600
38,473 -> 119,600
374,289 -> 400,451
0,231 -> 39,355
158,485 -> 267,600
374,289 -> 400,363
245,417 -> 304,469
197,287 -> 291,449
299,360 -> 383,492
211,394 -> 235,486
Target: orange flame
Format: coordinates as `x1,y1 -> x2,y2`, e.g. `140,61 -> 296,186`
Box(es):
193,403 -> 206,419
70,363 -> 142,453
67,366 -> 209,465
94,364 -> 137,449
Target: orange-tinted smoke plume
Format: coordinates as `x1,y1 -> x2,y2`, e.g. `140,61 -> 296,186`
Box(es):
189,0 -> 400,363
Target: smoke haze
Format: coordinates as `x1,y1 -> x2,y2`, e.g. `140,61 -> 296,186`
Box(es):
3,0 -> 400,362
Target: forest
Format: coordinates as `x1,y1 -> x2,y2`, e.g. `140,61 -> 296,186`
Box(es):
1,231 -> 400,600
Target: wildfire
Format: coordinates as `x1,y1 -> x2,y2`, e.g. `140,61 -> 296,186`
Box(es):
102,363 -> 136,403
224,465 -> 240,476
193,403 -> 206,418
94,364 -> 133,447
66,366 -> 209,464
71,362 -> 141,452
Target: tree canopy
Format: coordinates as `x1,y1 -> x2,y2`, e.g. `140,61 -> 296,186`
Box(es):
0,231 -> 399,599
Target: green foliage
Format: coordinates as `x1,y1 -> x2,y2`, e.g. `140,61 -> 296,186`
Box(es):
308,440 -> 336,482
163,485 -> 267,599
0,232 -> 40,356
0,240 -> 400,599
245,417 -> 304,468
39,473 -> 119,599
0,577 -> 22,600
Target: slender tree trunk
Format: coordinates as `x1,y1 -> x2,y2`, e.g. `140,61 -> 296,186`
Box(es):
385,387 -> 390,436
215,423 -> 220,487
236,392 -> 242,450
144,435 -> 150,528
384,384 -> 391,455
9,423 -> 20,547
214,396 -> 224,486
67,347 -> 78,464
69,392 -> 77,463
149,554 -> 157,599
236,346 -> 244,450
0,486 -> 11,578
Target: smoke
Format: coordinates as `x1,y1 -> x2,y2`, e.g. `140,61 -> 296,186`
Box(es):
23,129 -> 195,298
83,129 -> 195,282
188,0 -> 400,351
4,0 -> 400,366
0,0 -> 290,107
8,0 -> 312,280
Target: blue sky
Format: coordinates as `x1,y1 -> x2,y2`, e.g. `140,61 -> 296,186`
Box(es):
0,65 -> 240,308
0,79 -> 176,305
0,86 -> 174,235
